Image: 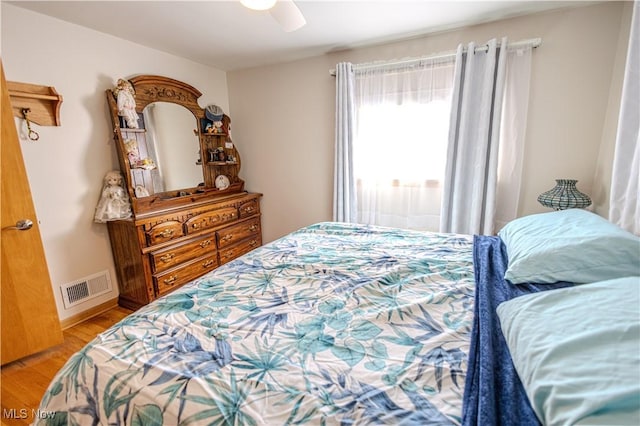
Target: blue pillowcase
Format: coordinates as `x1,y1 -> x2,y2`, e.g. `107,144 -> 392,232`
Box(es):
497,277 -> 640,425
498,209 -> 640,284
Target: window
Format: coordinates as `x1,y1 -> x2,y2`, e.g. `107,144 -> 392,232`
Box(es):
353,60 -> 455,231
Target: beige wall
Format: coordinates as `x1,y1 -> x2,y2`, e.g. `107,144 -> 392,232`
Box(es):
228,1 -> 632,243
1,4 -> 229,321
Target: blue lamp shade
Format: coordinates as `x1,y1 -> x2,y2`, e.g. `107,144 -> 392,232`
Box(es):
538,179 -> 592,210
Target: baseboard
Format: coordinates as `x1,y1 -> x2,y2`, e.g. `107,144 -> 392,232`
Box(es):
60,297 -> 119,330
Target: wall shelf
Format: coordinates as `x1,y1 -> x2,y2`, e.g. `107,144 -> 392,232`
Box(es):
8,80 -> 63,126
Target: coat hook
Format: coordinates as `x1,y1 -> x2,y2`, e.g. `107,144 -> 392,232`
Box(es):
21,108 -> 40,141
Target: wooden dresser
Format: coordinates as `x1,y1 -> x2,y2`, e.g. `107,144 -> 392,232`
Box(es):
104,75 -> 262,310
108,192 -> 261,310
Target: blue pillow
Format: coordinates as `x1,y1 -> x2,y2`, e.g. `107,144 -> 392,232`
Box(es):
497,277 -> 640,425
498,209 -> 640,284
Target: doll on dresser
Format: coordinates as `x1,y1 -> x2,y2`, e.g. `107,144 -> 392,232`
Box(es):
94,170 -> 132,223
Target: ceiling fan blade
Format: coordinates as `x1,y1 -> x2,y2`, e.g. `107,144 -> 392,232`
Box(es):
269,0 -> 306,32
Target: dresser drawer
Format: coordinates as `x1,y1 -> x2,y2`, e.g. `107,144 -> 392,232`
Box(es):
146,221 -> 184,246
219,235 -> 262,264
217,217 -> 261,249
151,234 -> 217,273
154,253 -> 219,296
185,207 -> 238,234
239,199 -> 259,218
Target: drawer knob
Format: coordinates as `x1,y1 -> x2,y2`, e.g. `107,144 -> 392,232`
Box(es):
244,206 -> 254,213
159,229 -> 175,238
221,234 -> 234,242
221,251 -> 234,260
200,240 -> 212,248
159,253 -> 175,263
249,239 -> 258,247
192,222 -> 201,229
249,224 -> 258,232
202,259 -> 215,268
164,275 -> 178,285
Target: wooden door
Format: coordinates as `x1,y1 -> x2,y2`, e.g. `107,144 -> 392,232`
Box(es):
1,62 -> 63,365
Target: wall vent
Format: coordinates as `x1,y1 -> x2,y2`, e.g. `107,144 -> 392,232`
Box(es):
61,270 -> 112,309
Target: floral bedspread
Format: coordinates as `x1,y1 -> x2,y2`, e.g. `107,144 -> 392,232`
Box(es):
37,222 -> 475,425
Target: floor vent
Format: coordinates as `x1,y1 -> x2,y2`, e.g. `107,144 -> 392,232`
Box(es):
61,270 -> 112,309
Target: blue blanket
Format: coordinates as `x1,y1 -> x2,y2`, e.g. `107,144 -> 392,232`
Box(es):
462,235 -> 574,425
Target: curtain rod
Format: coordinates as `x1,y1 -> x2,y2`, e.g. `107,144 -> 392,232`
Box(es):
329,37 -> 542,76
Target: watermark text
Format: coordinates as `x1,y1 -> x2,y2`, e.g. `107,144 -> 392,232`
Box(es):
2,408 -> 56,420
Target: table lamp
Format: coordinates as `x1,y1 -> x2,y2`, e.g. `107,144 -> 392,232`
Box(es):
537,179 -> 592,210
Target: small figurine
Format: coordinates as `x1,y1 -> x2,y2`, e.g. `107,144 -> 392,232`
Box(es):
134,185 -> 149,198
138,158 -> 157,170
113,79 -> 139,129
212,121 -> 224,134
94,170 -> 132,223
124,139 -> 140,167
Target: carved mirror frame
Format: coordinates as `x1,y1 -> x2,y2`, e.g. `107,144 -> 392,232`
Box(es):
106,75 -> 243,215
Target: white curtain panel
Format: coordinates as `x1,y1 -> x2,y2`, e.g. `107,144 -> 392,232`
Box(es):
353,56 -> 456,230
610,1 -> 639,235
333,62 -> 357,223
440,38 -> 508,235
494,47 -> 533,231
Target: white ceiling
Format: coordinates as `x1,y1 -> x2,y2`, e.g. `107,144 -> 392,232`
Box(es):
8,0 -> 588,71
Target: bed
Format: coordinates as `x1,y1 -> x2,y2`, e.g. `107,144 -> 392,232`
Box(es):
36,211 -> 640,425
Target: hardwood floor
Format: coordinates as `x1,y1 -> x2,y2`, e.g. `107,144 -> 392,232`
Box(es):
0,307 -> 132,426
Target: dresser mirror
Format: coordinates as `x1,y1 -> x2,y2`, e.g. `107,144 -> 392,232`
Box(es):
106,75 -> 243,215
141,102 -> 202,192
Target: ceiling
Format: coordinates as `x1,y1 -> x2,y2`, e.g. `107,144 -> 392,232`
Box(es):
8,0 -> 587,71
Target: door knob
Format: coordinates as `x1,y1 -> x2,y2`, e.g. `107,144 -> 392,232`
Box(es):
9,219 -> 34,231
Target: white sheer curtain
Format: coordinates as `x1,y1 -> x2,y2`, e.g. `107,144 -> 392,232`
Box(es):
495,45 -> 533,231
333,62 -> 357,222
353,56 -> 456,230
334,39 -> 534,232
610,1 -> 639,235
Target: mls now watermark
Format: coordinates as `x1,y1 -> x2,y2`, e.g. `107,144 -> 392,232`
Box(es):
3,408 -> 56,420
